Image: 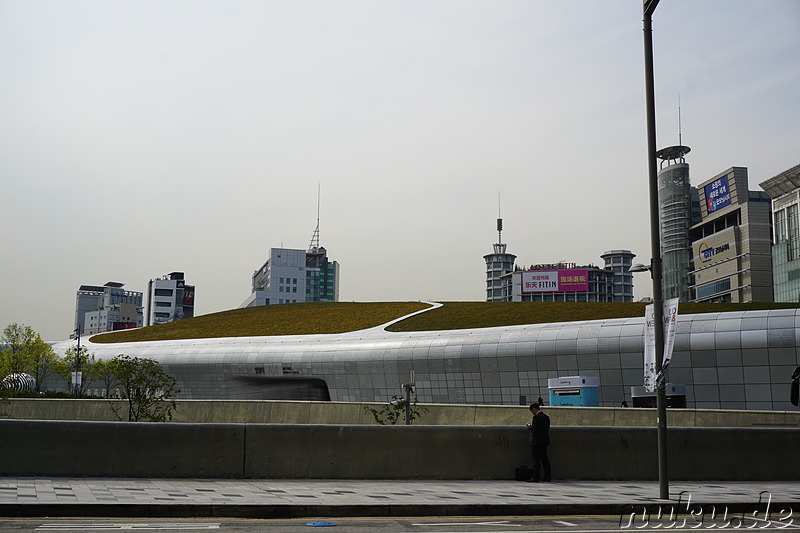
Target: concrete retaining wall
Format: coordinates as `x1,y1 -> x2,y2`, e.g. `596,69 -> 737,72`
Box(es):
5,399 -> 800,427
2,420 -> 798,480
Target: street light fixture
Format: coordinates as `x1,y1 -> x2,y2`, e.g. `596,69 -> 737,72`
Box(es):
642,0 -> 670,500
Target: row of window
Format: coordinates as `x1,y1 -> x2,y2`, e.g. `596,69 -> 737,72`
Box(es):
774,204 -> 800,260
696,277 -> 732,299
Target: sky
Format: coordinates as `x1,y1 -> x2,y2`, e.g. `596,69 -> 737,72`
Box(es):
1,1 -> 798,341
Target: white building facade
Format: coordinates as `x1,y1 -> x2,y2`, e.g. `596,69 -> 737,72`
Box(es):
146,272 -> 195,326
241,247 -> 339,308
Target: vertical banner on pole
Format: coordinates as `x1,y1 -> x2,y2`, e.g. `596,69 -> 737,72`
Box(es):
644,298 -> 679,392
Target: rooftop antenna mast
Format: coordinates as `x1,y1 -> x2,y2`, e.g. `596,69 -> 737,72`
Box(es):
678,93 -> 682,146
497,192 -> 503,244
308,184 -> 321,253
492,191 -> 509,255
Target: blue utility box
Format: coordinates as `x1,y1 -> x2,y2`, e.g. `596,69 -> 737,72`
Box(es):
548,376 -> 600,407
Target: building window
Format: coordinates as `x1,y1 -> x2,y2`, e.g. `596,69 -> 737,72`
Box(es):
155,301 -> 171,307
775,208 -> 787,244
697,278 -> 731,299
788,205 -> 799,260
154,289 -> 173,297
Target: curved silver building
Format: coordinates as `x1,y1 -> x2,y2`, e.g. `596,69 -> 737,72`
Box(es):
50,304 -> 800,411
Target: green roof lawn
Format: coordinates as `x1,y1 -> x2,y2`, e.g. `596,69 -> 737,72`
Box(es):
91,301 -> 430,343
91,301 -> 800,343
385,301 -> 800,331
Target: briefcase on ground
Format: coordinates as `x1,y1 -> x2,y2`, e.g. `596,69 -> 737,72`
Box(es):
515,465 -> 534,481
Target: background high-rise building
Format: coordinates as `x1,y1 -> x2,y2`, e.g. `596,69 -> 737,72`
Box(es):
501,262 -> 616,302
74,282 -> 143,336
305,245 -> 340,302
656,145 -> 697,302
601,250 -> 636,302
146,272 -> 195,326
242,247 -> 339,308
759,163 -> 800,302
690,167 -> 773,303
484,217 -> 516,302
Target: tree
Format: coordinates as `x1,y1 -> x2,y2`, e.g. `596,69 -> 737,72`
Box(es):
26,337 -> 59,393
362,395 -> 428,425
59,345 -> 98,397
93,358 -> 120,398
110,355 -> 179,422
0,323 -> 39,375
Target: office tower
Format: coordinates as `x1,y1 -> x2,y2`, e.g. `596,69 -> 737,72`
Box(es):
656,144 -> 696,301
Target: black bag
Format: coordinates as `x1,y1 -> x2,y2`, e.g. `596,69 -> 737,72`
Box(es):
515,465 -> 534,481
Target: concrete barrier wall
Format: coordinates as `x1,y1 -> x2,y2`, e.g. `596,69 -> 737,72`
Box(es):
5,399 -> 800,427
2,420 -> 799,480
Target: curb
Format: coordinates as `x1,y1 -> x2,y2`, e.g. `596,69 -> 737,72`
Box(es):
2,500 -> 795,519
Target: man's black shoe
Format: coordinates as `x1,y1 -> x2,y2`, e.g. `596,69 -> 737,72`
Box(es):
526,478 -> 540,482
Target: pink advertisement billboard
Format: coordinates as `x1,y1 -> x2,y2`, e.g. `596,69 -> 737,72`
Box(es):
521,269 -> 589,293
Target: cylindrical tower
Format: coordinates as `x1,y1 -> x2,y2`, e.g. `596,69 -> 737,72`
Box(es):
483,218 -> 516,301
656,145 -> 693,302
601,249 -> 636,302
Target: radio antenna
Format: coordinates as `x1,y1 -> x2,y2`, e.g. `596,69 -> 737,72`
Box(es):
497,192 -> 503,244
308,184 -> 321,253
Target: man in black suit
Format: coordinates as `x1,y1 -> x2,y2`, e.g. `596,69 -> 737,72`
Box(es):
526,402 -> 551,482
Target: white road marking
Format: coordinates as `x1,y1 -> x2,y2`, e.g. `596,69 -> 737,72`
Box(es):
36,524 -> 220,531
412,520 -> 521,526
553,521 -> 579,526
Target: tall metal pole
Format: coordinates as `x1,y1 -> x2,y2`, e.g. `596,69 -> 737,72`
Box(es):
74,327 -> 82,398
643,0 -> 669,500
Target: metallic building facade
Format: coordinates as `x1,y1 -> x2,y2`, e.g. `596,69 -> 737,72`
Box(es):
658,160 -> 695,302
51,304 -> 800,411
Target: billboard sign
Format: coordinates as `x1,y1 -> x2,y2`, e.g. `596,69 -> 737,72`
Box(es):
521,269 -> 589,293
182,286 -> 195,307
705,175 -> 731,213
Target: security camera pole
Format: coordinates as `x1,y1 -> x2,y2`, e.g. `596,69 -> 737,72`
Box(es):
643,0 -> 669,500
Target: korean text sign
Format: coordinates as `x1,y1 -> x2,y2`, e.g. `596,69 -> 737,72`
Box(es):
705,175 -> 732,213
521,269 -> 589,293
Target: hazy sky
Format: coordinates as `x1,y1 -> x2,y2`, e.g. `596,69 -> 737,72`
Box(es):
1,1 -> 798,340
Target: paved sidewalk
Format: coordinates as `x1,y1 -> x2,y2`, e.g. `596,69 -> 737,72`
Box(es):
1,478 -> 799,518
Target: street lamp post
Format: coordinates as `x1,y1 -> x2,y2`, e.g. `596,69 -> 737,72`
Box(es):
643,0 -> 669,500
